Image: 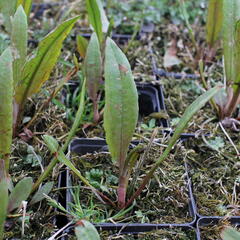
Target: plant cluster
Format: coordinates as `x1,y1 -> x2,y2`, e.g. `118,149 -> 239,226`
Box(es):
0,0 -> 232,239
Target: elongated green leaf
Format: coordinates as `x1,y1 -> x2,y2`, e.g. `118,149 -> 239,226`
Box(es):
42,135 -> 91,187
0,174 -> 8,240
234,20 -> 240,88
96,0 -> 109,33
15,16 -> 80,105
77,35 -> 88,58
8,177 -> 33,212
222,227 -> 240,240
207,0 -> 223,47
127,86 -> 222,206
0,48 -> 13,162
86,0 -> 102,42
16,0 -> 32,18
223,0 -> 240,84
84,33 -> 102,103
11,5 -> 28,88
104,38 -> 138,169
29,181 -> 54,205
75,220 -> 100,240
0,0 -> 17,32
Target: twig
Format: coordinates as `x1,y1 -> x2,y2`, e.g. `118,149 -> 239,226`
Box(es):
47,221 -> 73,240
219,122 -> 239,156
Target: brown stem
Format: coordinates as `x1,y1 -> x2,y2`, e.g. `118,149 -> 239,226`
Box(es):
13,101 -> 24,137
93,100 -> 100,123
224,86 -> 240,118
125,167 -> 155,208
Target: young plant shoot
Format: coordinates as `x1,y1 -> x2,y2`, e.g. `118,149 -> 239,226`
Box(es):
215,0 -> 240,130
104,37 -> 139,208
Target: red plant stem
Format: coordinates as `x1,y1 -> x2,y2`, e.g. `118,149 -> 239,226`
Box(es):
93,100 -> 100,123
117,175 -> 127,209
224,86 -> 240,118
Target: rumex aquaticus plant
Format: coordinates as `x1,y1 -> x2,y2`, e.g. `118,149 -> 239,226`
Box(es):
214,0 -> 240,130
0,47 -> 55,240
0,1 -> 80,136
44,35 -> 222,210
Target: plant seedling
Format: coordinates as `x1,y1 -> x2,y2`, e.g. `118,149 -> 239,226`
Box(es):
214,0 -> 240,130
44,34 -> 222,210
0,3 -> 79,135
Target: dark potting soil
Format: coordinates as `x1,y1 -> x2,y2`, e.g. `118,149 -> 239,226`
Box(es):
199,220 -> 240,240
185,139 -> 240,217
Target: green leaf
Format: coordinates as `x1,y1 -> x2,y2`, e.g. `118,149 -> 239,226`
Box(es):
84,33 -> 102,103
0,0 -> 17,32
14,16 -> 80,106
222,227 -> 240,240
75,220 -> 100,240
86,0 -> 102,42
234,19 -> 240,88
206,0 -> 223,47
104,38 -> 138,169
30,181 -> 54,205
0,176 -> 8,239
42,135 -> 91,187
0,48 -> 13,164
127,86 -> 222,206
223,0 -> 240,84
96,0 -> 109,33
77,35 -> 88,58
208,136 -> 225,151
11,5 -> 28,88
8,177 -> 33,212
16,0 -> 32,18
161,86 -> 222,161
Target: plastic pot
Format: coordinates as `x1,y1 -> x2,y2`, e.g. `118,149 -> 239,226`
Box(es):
55,138 -> 198,239
61,81 -> 168,128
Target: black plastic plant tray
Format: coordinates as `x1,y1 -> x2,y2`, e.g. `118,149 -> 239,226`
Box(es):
184,157 -> 240,220
31,3 -> 60,18
154,69 -> 200,80
60,224 -> 198,239
55,138 -> 198,239
62,81 -> 168,128
196,217 -> 240,240
55,139 -> 196,233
